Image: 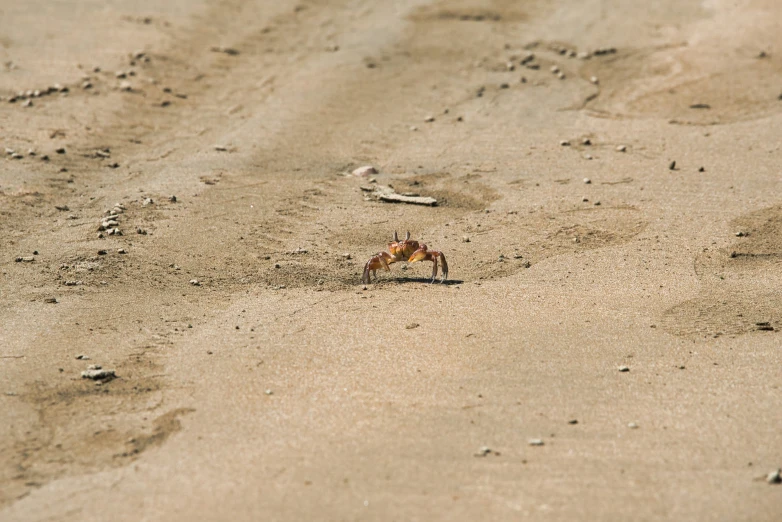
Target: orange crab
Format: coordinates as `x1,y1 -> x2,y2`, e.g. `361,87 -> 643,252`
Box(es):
362,231 -> 448,284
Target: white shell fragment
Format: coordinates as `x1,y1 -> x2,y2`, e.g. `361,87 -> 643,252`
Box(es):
352,165 -> 377,177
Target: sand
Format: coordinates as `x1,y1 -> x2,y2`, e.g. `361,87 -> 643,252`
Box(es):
1,0 -> 781,520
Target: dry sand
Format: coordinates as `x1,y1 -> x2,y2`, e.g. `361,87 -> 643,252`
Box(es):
1,0 -> 781,520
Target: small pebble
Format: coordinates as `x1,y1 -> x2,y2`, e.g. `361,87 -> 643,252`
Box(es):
560,140 -> 570,146
81,368 -> 116,381
97,249 -> 107,255
55,147 -> 66,154
424,115 -> 435,123
618,365 -> 630,372
265,389 -> 274,395
568,419 -> 578,425
583,178 -> 591,184
669,160 -> 677,170
406,323 -> 420,330
117,248 -> 126,254
550,65 -> 559,73
590,76 -> 599,84
698,166 -> 705,172
628,422 -> 639,429
75,354 -> 90,360
462,236 -> 470,243
15,255 -> 35,263
582,138 -> 591,146
189,279 -> 201,286
474,446 -> 492,457
528,439 -> 544,446
169,195 -> 177,202
616,145 -> 627,152
44,297 -> 58,304
767,469 -> 782,484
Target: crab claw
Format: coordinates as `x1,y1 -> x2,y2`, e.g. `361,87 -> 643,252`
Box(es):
362,251 -> 393,284
408,244 -> 428,263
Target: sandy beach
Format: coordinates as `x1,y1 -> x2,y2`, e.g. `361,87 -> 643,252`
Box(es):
1,1 -> 781,520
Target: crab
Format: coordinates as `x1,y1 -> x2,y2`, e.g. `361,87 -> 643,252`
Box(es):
362,231 -> 448,284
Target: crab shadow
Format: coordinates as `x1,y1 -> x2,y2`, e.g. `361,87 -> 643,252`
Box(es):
372,277 -> 464,286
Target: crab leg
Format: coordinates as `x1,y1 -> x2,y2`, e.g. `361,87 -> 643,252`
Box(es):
438,251 -> 448,282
